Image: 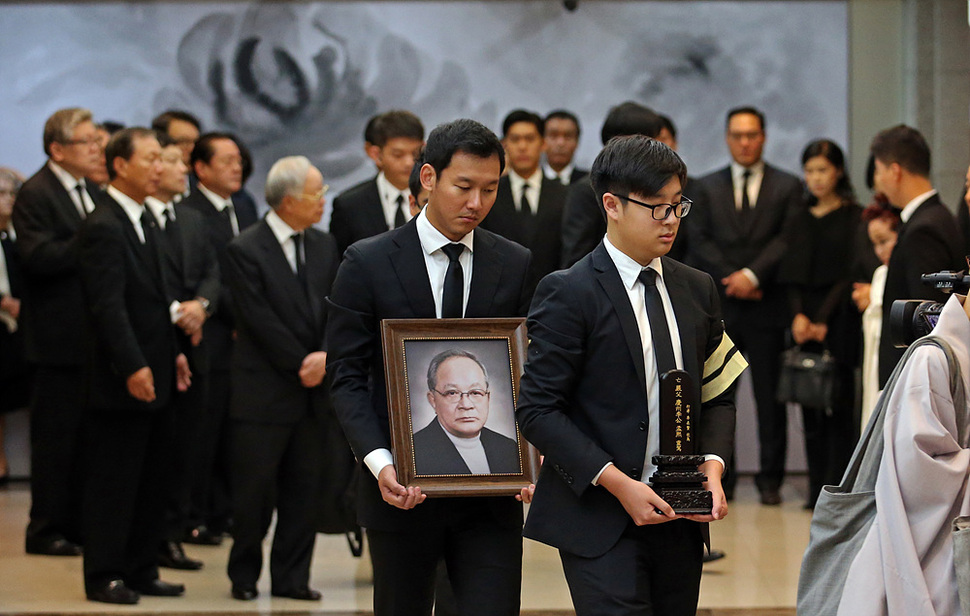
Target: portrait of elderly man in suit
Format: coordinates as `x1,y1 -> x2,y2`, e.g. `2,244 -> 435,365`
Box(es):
412,349 -> 520,476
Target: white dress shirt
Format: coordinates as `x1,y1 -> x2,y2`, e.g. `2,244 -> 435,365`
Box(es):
197,183 -> 239,236
543,161 -> 575,186
145,196 -> 175,230
899,189 -> 938,223
592,236 -> 724,485
730,160 -> 765,211
362,208 -> 476,479
0,226 -> 16,333
264,209 -> 302,274
49,161 -> 95,218
376,171 -> 412,230
507,168 -> 543,214
107,185 -> 147,244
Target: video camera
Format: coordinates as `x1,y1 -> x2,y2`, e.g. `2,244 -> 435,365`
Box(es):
889,270 -> 970,348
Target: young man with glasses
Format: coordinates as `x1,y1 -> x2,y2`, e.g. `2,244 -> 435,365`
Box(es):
517,135 -> 746,616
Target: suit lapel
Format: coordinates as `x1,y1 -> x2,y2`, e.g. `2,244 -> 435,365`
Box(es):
466,231 -> 503,317
255,222 -> 312,322
714,168 -> 745,237
389,222 -> 436,317
43,166 -> 85,229
591,244 -> 647,395
748,165 -> 779,235
303,230 -> 327,334
105,198 -> 166,299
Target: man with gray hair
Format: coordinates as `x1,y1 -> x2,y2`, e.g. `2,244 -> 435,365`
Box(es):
413,348 -> 520,476
13,107 -> 105,556
222,156 -> 339,601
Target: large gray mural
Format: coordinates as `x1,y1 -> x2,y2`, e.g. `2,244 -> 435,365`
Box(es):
0,1 -> 847,218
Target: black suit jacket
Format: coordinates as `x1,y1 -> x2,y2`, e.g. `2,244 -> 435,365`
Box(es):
154,204 -> 221,372
560,179 -> 602,269
412,418 -> 521,476
11,164 -> 98,366
179,188 -> 257,368
224,220 -> 339,423
878,193 -> 962,385
78,194 -> 177,411
327,219 -> 532,531
480,175 -> 567,290
686,164 -> 802,328
517,244 -> 739,558
329,177 -> 388,257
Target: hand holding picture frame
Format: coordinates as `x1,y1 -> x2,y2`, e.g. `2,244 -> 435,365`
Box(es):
381,317 -> 540,497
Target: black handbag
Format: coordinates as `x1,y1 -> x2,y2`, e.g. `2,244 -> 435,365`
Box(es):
776,347 -> 840,409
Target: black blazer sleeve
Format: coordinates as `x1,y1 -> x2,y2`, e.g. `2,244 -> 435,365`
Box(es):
325,242 -> 387,460
559,180 -> 604,269
12,173 -> 82,277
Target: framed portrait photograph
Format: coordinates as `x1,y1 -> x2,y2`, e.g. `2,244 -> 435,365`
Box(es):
381,318 -> 540,497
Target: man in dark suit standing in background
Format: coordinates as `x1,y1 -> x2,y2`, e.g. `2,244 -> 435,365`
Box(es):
327,119 -> 533,616
179,132 -> 258,545
330,110 -> 425,256
13,108 -> 104,557
480,109 -> 566,292
223,156 -> 338,602
559,102 -> 665,269
542,110 -> 587,186
145,133 -> 220,571
78,127 -> 192,604
871,125 -> 963,387
517,136 -> 744,616
687,106 -> 801,505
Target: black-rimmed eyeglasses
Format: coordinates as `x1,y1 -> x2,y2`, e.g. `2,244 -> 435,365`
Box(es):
614,194 -> 692,220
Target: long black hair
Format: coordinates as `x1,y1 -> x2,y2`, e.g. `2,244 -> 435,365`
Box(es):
801,139 -> 856,205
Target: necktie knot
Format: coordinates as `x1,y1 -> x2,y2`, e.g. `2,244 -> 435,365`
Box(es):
638,267 -> 659,288
442,243 -> 464,263
394,194 -> 407,228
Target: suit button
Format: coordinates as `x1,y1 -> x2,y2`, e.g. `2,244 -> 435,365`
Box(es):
638,421 -> 647,431
631,467 -> 641,480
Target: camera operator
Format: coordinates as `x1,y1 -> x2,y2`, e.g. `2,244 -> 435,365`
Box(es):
869,125 -> 963,388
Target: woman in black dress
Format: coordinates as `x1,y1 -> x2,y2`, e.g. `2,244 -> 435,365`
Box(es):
778,140 -> 862,509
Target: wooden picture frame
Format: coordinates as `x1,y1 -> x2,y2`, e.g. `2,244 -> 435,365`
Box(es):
381,317 -> 539,497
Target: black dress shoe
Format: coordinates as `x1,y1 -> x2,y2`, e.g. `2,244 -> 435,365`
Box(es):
759,487 -> 782,506
272,587 -> 322,601
158,540 -> 203,570
231,586 -> 258,601
87,579 -> 140,604
703,548 -> 727,563
128,579 -> 185,597
183,525 -> 223,546
26,537 -> 83,556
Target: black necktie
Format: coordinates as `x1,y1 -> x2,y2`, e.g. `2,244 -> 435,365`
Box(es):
74,183 -> 88,219
394,194 -> 407,228
220,203 -> 237,236
163,207 -> 183,258
520,184 -> 534,219
638,268 -> 676,377
739,170 -> 751,223
441,243 -> 464,318
292,232 -> 307,290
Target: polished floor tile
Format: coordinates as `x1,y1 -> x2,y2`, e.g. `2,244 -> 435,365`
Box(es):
0,477 -> 811,614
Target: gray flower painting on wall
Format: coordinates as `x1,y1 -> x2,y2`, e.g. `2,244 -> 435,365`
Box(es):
0,1 -> 846,222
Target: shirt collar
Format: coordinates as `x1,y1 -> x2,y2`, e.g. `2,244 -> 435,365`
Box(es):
730,160 -> 764,183
508,167 -> 544,192
603,235 -> 663,290
264,209 -> 299,247
106,185 -> 146,229
543,161 -> 574,183
48,160 -> 85,192
376,171 -> 410,204
197,183 -> 233,212
416,208 -> 474,257
900,189 -> 938,223
144,196 -> 173,222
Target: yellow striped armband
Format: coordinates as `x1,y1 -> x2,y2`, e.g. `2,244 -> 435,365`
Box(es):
701,332 -> 748,403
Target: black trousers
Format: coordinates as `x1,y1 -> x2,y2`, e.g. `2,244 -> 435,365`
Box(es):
227,413 -> 325,593
162,371 -> 208,542
82,404 -> 175,590
367,501 -> 522,616
26,366 -> 85,546
801,364 -> 856,507
188,368 -> 232,532
729,324 -> 787,490
560,519 -> 703,616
